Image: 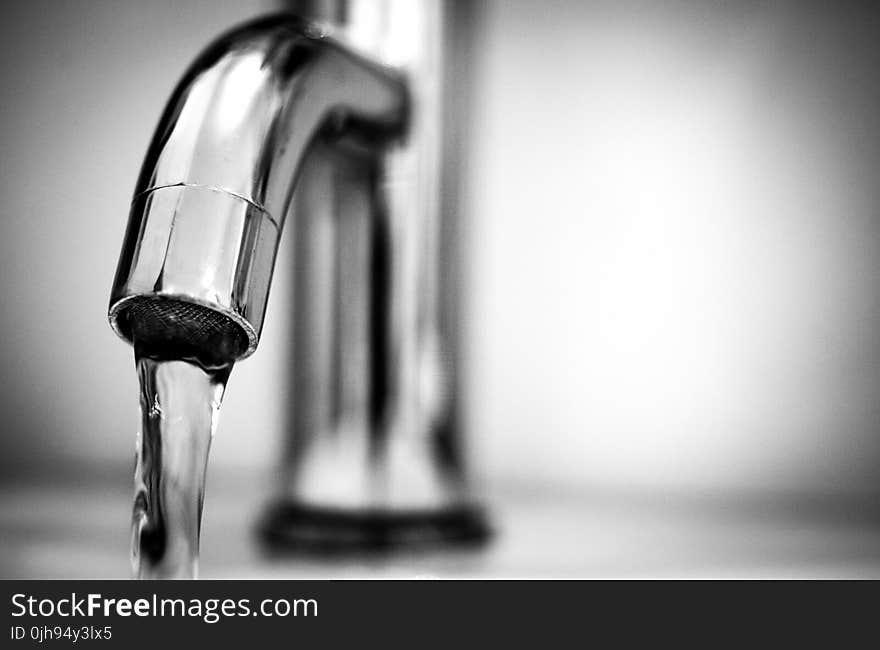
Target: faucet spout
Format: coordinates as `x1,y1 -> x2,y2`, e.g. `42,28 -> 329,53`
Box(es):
108,14 -> 408,364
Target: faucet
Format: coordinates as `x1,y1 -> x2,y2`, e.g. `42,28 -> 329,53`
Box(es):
109,1 -> 488,552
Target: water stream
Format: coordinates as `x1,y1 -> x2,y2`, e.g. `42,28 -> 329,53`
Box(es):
130,345 -> 233,579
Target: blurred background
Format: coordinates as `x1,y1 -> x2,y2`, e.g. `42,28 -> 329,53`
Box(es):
2,0 -> 880,578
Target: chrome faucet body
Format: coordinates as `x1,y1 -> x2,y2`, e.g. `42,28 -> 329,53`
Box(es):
109,16 -> 407,360
110,5 -> 488,551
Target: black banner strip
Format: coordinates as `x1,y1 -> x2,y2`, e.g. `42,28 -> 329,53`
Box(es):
1,580 -> 875,646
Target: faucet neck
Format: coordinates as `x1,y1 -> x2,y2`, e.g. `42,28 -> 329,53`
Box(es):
109,15 -> 408,359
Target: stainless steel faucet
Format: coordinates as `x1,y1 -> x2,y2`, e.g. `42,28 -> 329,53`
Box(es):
110,0 -> 488,552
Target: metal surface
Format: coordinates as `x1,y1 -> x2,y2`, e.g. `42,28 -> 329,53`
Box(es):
109,2 -> 488,550
270,1 -> 489,529
109,14 -> 408,358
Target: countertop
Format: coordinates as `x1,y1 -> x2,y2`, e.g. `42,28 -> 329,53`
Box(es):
3,471 -> 880,579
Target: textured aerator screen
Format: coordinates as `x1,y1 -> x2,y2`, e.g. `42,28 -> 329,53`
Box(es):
117,296 -> 249,367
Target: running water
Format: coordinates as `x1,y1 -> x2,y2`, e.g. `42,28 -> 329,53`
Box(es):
131,344 -> 233,579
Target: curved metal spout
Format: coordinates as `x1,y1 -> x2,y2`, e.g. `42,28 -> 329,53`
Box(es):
108,14 -> 408,362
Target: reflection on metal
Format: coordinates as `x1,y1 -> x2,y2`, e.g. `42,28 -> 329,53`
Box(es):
110,2 -> 489,552
109,14 -> 407,357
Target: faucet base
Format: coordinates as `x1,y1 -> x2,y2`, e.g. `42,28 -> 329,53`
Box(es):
257,501 -> 491,555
